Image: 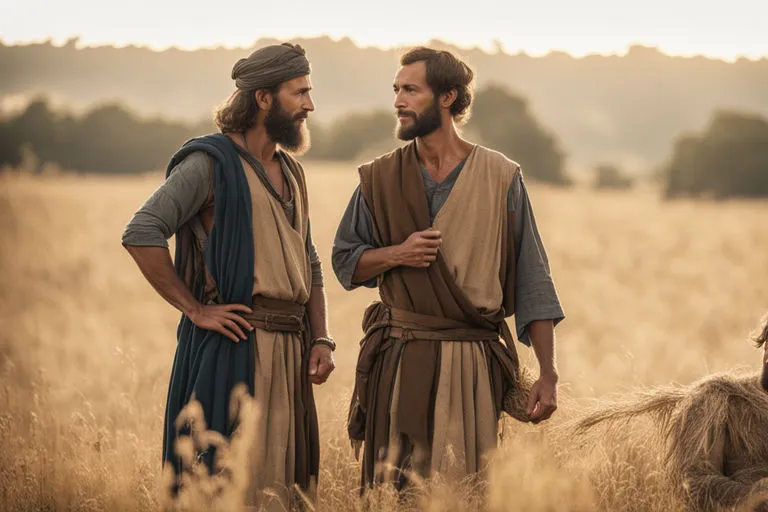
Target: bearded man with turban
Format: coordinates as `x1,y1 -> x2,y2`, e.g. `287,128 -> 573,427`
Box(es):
122,43 -> 334,508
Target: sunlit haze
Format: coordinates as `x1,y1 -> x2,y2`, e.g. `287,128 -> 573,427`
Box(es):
1,0 -> 765,61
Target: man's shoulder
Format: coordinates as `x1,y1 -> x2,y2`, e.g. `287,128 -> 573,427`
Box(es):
178,150 -> 209,166
167,133 -> 231,178
167,151 -> 209,179
358,144 -> 409,175
179,133 -> 231,155
475,145 -> 522,176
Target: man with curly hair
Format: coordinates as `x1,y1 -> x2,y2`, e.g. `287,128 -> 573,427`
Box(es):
332,46 -> 565,490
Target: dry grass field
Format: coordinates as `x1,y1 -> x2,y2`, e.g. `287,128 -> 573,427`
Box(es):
1,162 -> 767,511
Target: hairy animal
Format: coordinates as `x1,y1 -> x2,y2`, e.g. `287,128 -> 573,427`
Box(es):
569,371 -> 768,511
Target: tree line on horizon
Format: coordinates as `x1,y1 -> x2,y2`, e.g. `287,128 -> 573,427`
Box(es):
0,84 -> 569,184
4,38 -> 768,174
1,84 -> 767,198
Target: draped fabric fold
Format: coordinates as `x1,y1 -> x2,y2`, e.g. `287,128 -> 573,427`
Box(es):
347,142 -> 530,491
163,134 -> 319,504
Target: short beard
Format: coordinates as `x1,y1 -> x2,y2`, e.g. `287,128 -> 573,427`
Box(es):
264,101 -> 311,154
396,97 -> 442,141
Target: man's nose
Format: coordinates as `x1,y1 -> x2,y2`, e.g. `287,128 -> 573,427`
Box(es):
394,91 -> 407,110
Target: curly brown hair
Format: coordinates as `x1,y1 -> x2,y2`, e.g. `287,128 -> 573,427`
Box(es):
400,47 -> 475,124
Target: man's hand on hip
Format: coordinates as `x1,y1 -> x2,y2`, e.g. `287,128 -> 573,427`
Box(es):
526,372 -> 558,424
308,344 -> 335,385
187,303 -> 254,342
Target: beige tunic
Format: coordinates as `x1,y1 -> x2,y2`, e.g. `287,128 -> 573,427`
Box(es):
389,146 -> 519,479
240,156 -> 314,510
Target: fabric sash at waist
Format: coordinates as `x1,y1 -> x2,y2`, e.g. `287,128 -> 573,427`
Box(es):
387,307 -> 500,342
240,295 -> 306,333
348,301 -> 530,455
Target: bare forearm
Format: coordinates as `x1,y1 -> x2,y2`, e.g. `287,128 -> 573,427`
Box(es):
352,246 -> 402,284
123,245 -> 201,317
351,228 -> 442,284
529,319 -> 558,377
307,285 -> 329,340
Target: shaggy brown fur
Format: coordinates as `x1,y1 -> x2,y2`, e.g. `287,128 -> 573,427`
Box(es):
568,316 -> 768,511
753,315 -> 768,392
570,371 -> 768,511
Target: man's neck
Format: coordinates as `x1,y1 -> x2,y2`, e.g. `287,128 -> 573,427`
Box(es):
241,125 -> 278,164
415,123 -> 473,172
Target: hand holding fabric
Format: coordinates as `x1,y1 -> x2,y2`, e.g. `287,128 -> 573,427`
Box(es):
396,228 -> 442,268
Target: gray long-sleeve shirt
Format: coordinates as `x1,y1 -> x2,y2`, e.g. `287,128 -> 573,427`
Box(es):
331,162 -> 563,344
121,151 -> 324,287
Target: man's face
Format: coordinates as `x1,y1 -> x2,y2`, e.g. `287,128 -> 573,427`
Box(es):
264,75 -> 314,154
393,61 -> 442,141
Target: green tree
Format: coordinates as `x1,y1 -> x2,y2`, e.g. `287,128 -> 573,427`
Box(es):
7,99 -> 62,171
664,111 -> 768,199
468,84 -> 568,185
0,100 -> 203,173
0,116 -> 23,167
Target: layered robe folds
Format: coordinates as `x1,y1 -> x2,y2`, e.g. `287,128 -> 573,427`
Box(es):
347,143 -> 529,489
162,134 -> 319,508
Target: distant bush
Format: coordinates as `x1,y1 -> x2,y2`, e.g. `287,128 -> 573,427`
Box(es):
307,110 -> 394,161
664,111 -> 768,199
594,164 -> 633,190
0,98 -> 215,173
468,84 -> 569,185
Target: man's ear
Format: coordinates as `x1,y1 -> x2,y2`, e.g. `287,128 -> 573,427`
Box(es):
255,89 -> 273,110
440,89 -> 458,110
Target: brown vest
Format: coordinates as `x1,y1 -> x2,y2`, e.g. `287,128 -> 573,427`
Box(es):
350,141 -> 527,488
358,141 -> 517,323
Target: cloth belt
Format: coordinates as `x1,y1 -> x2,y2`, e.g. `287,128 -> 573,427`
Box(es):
240,295 -> 306,333
367,305 -> 515,348
387,307 -> 499,342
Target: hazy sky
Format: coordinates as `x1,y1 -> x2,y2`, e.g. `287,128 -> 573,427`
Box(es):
1,0 -> 765,61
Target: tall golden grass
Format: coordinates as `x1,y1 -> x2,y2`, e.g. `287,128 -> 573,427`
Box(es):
1,163 -> 767,511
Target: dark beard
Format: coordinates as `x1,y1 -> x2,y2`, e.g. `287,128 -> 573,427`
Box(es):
396,97 -> 442,141
761,362 -> 768,392
264,101 -> 310,154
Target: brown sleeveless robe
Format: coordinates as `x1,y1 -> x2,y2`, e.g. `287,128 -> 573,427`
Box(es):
348,142 -> 527,490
